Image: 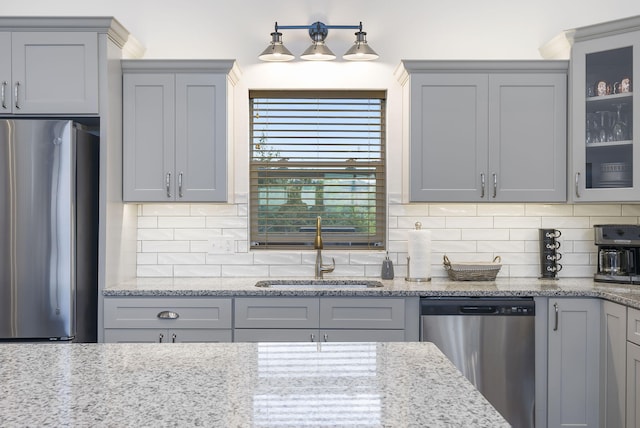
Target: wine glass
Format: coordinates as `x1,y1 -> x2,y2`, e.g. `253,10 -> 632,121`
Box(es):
611,104 -> 627,141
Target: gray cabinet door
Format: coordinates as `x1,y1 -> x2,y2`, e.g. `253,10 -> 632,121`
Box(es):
319,297 -> 405,330
409,73 -> 489,201
122,73 -> 175,201
628,341 -> 640,428
11,32 -> 98,114
570,32 -> 640,202
547,298 -> 600,428
488,73 -> 566,202
234,298 -> 319,329
0,32 -> 11,113
601,301 -> 626,428
175,73 -> 227,201
629,307 -> 640,345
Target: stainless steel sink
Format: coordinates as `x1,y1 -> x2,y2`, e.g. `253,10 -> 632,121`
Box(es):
254,279 -> 384,289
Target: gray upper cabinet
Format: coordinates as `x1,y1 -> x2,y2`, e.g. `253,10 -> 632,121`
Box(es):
396,60 -> 567,202
0,31 -> 99,114
122,60 -> 239,202
565,18 -> 640,202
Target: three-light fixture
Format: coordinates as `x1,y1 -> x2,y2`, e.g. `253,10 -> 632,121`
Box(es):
259,21 -> 378,62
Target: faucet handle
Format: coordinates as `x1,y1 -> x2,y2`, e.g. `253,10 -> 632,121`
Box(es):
323,257 -> 336,273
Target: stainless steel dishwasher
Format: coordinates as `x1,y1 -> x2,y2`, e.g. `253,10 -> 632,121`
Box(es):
420,297 -> 535,428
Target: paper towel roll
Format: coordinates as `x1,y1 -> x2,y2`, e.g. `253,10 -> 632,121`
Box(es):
407,228 -> 431,281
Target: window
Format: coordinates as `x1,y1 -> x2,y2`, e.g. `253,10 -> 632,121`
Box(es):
250,90 -> 386,250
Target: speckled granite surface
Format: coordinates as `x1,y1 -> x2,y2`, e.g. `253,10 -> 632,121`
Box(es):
104,277 -> 640,309
0,342 -> 509,427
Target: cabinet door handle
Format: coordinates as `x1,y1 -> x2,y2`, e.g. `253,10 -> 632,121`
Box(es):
480,173 -> 485,198
310,333 -> 315,342
178,172 -> 183,198
575,173 -> 581,198
165,172 -> 172,198
172,333 -> 177,343
159,333 -> 164,343
14,81 -> 20,109
553,302 -> 559,331
157,310 -> 179,319
323,333 -> 328,342
1,81 -> 6,109
492,173 -> 497,198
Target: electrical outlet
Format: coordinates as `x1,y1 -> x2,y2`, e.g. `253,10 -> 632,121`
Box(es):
208,236 -> 235,254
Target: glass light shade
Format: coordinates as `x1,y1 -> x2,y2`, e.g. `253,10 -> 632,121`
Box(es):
343,31 -> 378,61
300,41 -> 336,61
259,32 -> 295,62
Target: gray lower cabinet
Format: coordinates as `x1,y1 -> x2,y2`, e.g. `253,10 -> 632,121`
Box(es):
103,297 -> 233,343
629,307 -> 640,428
122,60 -> 239,202
629,341 -> 640,428
0,30 -> 99,114
233,297 -> 408,342
547,298 -> 601,428
396,60 -> 567,202
601,301 -> 627,428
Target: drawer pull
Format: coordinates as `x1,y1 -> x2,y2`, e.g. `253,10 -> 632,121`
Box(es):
157,310 -> 179,320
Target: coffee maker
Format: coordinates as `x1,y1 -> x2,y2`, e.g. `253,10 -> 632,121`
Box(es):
594,224 -> 640,284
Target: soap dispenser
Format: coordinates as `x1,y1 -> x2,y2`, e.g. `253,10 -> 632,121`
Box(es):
381,252 -> 394,280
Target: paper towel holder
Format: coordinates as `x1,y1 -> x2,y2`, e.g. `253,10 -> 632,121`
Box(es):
405,222 -> 431,282
405,256 -> 432,282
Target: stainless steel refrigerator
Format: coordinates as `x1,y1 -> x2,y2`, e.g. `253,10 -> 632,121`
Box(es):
0,119 -> 98,342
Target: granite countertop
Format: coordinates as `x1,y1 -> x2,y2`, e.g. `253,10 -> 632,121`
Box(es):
104,276 -> 640,309
0,342 -> 509,427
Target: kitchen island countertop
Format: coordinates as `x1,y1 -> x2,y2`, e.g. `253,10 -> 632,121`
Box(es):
0,341 -> 509,427
105,277 -> 640,309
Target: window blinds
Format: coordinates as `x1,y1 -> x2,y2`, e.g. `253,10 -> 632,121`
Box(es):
249,90 -> 386,249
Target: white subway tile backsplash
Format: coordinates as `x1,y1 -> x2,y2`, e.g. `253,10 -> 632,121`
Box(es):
222,265 -> 269,277
137,265 -> 173,277
157,253 -> 206,265
158,216 -> 206,229
174,265 -> 222,277
429,204 -> 477,216
525,204 -> 573,216
142,204 -> 191,216
190,204 -> 237,216
137,229 -> 174,241
477,204 -> 525,216
142,240 -> 190,253
461,229 -> 510,240
134,202 -> 638,279
574,204 -> 621,216
253,252 -> 302,265
446,216 -> 494,229
493,217 -> 541,228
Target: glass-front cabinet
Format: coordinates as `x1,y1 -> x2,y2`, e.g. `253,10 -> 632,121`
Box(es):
570,17 -> 640,201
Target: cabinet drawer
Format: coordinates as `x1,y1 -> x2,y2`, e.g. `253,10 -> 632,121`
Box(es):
104,297 -> 232,329
234,298 -> 319,329
321,329 -> 405,342
629,307 -> 640,346
234,329 -> 318,343
320,298 -> 405,329
104,328 -> 232,343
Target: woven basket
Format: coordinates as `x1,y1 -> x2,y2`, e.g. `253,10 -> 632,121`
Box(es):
443,255 -> 502,281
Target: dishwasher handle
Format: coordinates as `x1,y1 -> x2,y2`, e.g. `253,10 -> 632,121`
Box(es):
460,305 -> 498,314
